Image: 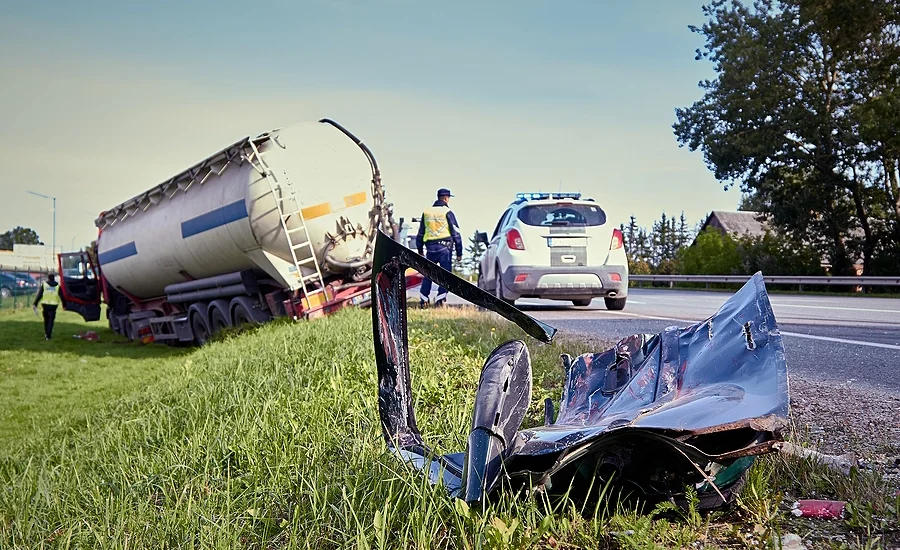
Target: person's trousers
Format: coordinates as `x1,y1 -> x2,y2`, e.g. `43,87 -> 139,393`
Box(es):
419,245 -> 452,303
42,304 -> 58,339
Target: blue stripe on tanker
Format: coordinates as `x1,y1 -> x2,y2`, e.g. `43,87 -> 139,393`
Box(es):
181,200 -> 249,238
98,241 -> 138,264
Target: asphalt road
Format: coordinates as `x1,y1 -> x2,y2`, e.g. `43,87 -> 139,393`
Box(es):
440,288 -> 900,393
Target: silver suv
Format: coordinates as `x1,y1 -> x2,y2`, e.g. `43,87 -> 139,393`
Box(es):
475,192 -> 628,309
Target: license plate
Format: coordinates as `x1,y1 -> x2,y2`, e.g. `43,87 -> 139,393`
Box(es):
547,237 -> 587,247
351,291 -> 371,305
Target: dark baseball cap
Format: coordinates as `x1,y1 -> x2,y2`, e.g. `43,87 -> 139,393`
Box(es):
437,188 -> 454,198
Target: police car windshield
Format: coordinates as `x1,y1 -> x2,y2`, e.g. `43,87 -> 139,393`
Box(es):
517,204 -> 606,227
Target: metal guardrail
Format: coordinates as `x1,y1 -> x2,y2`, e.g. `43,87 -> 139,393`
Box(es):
630,274 -> 900,287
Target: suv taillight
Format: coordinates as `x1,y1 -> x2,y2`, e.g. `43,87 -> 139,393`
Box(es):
610,228 -> 624,250
506,228 -> 526,250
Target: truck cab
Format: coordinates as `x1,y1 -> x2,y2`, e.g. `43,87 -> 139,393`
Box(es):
57,250 -> 102,322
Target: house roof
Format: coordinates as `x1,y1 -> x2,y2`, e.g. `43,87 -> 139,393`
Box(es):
699,210 -> 769,238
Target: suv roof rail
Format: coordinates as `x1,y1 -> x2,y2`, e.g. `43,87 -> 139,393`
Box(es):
515,192 -> 582,201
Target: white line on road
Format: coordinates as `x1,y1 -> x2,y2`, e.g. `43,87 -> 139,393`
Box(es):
778,331 -> 900,351
769,302 -> 900,314
605,311 -> 900,351
630,292 -> 899,314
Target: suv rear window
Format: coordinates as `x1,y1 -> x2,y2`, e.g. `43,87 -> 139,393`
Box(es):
517,204 -> 606,227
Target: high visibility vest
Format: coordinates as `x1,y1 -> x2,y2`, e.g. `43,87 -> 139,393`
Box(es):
422,206 -> 452,242
39,282 -> 61,306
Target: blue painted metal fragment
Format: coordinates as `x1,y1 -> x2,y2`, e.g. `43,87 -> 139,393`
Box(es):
371,230 -> 789,510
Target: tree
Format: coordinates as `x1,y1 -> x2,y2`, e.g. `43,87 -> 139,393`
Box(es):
736,231 -> 825,276
678,228 -> 742,275
0,226 -> 42,250
676,212 -> 692,250
622,216 -> 653,268
462,231 -> 487,281
674,0 -> 900,275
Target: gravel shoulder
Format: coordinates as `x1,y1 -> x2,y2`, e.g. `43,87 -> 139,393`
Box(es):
788,374 -> 900,489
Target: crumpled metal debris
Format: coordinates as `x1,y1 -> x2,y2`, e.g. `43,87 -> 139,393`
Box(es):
371,231 -> 789,510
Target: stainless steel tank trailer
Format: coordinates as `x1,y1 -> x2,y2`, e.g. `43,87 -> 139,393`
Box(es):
371,231 -> 789,510
57,119 -> 421,344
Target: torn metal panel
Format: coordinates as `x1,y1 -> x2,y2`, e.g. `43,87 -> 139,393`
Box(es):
371,230 -> 789,509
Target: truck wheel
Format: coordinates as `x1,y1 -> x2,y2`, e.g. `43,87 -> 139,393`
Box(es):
191,312 -> 210,345
230,296 -> 269,326
208,299 -> 231,333
604,297 -> 627,311
232,303 -> 252,326
210,308 -> 230,333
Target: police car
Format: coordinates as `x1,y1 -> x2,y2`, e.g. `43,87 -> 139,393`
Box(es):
475,192 -> 628,309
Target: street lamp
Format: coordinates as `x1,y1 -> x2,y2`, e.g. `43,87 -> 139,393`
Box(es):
26,190 -> 56,272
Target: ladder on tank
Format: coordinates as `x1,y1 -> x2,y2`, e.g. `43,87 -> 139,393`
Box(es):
247,141 -> 328,307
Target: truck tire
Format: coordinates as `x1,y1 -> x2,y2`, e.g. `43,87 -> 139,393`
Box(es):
230,296 -> 269,326
208,299 -> 231,333
604,297 -> 627,311
191,311 -> 211,345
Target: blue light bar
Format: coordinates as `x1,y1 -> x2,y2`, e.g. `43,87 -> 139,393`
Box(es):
515,192 -> 582,201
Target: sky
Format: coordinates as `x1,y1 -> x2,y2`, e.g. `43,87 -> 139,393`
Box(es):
0,0 -> 742,252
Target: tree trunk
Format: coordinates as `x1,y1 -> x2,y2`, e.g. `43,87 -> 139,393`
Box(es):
823,185 -> 853,275
850,179 -> 874,276
885,159 -> 900,233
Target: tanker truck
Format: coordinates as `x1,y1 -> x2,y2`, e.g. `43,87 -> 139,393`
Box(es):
57,119 -> 419,344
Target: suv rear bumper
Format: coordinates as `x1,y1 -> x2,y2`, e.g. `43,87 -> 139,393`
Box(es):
501,265 -> 628,299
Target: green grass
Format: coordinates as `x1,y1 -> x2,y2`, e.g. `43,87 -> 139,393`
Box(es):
0,290 -> 41,313
0,306 -> 897,548
0,307 -> 186,446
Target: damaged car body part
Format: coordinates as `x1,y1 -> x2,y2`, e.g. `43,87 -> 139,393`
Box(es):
371,230 -> 789,509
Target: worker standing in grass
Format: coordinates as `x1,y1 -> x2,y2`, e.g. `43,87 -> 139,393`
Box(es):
32,273 -> 63,340
416,187 -> 463,307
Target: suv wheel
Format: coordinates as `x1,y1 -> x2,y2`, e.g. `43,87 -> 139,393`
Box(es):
604,297 -> 627,311
0,286 -> 11,299
494,267 -> 514,306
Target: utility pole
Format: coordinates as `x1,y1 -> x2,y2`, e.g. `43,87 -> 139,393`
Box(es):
26,190 -> 56,272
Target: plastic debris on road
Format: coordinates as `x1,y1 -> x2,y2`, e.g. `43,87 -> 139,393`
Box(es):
790,500 -> 846,519
775,442 -> 857,475
371,230 -> 790,510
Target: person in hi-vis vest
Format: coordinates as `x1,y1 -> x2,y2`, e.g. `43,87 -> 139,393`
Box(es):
416,188 -> 463,307
33,273 -> 63,340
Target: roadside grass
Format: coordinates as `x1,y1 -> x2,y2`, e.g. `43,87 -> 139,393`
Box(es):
0,307 -> 186,447
0,306 -> 896,548
0,291 -> 41,314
